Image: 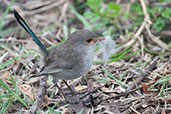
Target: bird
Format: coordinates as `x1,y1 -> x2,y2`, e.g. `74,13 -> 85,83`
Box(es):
13,9 -> 105,98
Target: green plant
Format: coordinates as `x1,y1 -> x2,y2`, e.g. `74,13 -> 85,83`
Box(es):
84,0 -> 121,31
0,79 -> 28,107
131,2 -> 171,32
0,0 -> 16,37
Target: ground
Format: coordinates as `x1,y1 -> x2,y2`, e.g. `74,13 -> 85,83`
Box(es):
0,0 -> 171,114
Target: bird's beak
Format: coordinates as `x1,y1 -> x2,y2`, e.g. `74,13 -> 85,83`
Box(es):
97,37 -> 105,41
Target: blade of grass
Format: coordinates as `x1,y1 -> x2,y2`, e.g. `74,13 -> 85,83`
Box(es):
46,103 -> 60,114
93,48 -> 135,65
0,28 -> 17,36
93,76 -> 111,82
47,43 -> 61,50
10,73 -> 29,105
0,0 -> 15,31
122,50 -> 141,60
102,66 -> 128,88
0,52 -> 36,70
93,60 -> 105,65
160,77 -> 166,96
0,80 -> 28,107
78,108 -> 84,114
0,101 -> 9,113
120,70 -> 130,81
110,46 -> 132,59
149,75 -> 171,94
107,50 -> 129,63
144,47 -> 161,55
69,3 -> 91,29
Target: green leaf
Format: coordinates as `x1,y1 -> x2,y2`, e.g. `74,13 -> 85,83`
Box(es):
90,15 -> 100,23
101,10 -> 108,16
84,11 -> 95,19
153,18 -> 165,32
106,3 -> 120,17
130,3 -> 143,16
169,42 -> 171,49
161,8 -> 171,19
109,12 -> 118,17
93,22 -> 104,29
107,3 -> 120,11
122,12 -> 130,19
87,0 -> 102,11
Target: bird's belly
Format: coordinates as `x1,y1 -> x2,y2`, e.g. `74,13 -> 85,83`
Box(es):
52,52 -> 94,83
53,59 -> 92,82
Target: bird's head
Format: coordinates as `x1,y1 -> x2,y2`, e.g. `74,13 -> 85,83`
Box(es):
65,29 -> 105,49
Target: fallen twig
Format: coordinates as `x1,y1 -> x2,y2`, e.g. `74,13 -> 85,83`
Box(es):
126,57 -> 159,91
99,81 -> 156,104
26,77 -> 47,114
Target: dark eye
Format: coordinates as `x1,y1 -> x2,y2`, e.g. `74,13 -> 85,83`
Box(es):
86,39 -> 92,43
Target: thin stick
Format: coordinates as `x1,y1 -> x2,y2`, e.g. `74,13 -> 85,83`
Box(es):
126,57 -> 159,91
26,77 -> 47,114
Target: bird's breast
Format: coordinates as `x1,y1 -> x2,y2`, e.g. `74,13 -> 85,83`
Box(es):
77,50 -> 94,75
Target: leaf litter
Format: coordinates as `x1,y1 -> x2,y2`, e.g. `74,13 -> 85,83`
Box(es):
0,0 -> 171,114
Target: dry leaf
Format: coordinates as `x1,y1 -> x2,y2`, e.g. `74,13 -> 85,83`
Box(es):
0,72 -> 21,84
152,76 -> 161,82
41,95 -> 49,107
75,83 -> 99,91
18,84 -> 35,101
141,82 -> 149,94
0,72 -> 11,80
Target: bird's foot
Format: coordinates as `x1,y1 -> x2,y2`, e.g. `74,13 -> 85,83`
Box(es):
62,80 -> 78,95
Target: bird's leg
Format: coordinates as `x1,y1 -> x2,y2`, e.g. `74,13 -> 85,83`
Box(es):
62,80 -> 77,95
82,76 -> 93,92
55,84 -> 80,104
55,84 -> 67,100
87,79 -> 93,92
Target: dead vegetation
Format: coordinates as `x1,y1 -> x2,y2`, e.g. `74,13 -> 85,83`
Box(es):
0,0 -> 171,114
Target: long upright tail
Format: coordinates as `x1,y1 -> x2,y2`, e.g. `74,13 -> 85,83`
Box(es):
13,9 -> 48,56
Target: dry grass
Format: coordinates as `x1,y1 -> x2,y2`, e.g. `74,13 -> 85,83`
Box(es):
0,0 -> 171,114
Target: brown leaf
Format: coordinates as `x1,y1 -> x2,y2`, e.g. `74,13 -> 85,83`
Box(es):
75,83 -> 99,91
141,82 -> 149,94
152,76 -> 161,82
41,95 -> 49,107
0,72 -> 11,80
0,72 -> 21,84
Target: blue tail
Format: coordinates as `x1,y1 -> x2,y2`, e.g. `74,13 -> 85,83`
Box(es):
13,9 -> 48,56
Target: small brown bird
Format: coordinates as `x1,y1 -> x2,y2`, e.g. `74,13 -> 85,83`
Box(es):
13,9 -> 105,97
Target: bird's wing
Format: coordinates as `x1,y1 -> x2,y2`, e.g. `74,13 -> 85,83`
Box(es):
39,45 -> 78,75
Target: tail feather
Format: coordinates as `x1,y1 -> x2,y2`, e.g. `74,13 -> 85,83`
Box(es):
13,9 -> 48,56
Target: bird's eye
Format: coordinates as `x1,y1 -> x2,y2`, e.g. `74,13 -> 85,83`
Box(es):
86,38 -> 92,43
